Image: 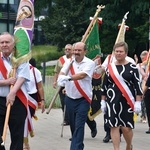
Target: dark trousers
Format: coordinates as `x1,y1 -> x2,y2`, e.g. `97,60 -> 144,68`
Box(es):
141,99 -> 147,118
144,89 -> 150,127
65,96 -> 90,150
0,97 -> 26,150
29,93 -> 37,117
59,87 -> 69,123
104,114 -> 110,135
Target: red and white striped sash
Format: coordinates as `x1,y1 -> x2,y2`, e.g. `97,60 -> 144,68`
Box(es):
0,54 -> 34,138
108,63 -> 134,110
70,65 -> 91,104
59,56 -> 65,65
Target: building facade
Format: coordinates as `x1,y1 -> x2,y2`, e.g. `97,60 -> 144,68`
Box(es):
0,0 -> 45,45
0,0 -> 19,34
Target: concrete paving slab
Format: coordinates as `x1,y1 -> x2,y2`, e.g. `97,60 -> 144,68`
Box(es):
4,109 -> 150,150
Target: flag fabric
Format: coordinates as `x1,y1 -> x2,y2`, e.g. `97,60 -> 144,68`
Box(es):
88,77 -> 102,121
85,19 -> 101,59
12,0 -> 34,66
12,0 -> 35,139
84,19 -> 102,120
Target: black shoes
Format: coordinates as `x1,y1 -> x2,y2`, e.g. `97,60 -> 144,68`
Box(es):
145,129 -> 150,134
103,134 -> 111,143
91,129 -> 97,138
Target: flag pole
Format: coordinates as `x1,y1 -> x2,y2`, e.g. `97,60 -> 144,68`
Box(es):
115,11 -> 129,44
46,5 -> 105,115
1,0 -> 34,146
46,59 -> 74,114
109,11 -> 129,63
1,68 -> 16,146
80,6 -> 104,120
81,5 -> 105,43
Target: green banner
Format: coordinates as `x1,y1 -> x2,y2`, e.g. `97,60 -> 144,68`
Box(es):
15,29 -> 30,59
11,0 -> 34,66
85,19 -> 102,120
85,20 -> 101,59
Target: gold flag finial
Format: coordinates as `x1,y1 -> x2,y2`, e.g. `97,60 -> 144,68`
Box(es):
81,5 -> 105,43
115,11 -> 129,44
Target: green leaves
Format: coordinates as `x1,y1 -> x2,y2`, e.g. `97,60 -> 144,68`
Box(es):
36,0 -> 149,55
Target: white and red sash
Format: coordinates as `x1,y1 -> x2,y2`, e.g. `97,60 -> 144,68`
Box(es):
29,65 -> 39,108
0,53 -> 34,138
0,53 -> 28,107
24,95 -> 36,138
108,63 -> 135,110
70,65 -> 91,104
24,66 -> 38,138
0,53 -> 8,79
59,56 -> 65,65
108,54 -> 112,64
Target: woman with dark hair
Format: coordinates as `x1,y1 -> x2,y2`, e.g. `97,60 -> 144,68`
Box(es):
29,58 -> 36,67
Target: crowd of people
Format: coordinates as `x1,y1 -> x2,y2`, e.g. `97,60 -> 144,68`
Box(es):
0,31 -> 149,150
56,41 -> 149,150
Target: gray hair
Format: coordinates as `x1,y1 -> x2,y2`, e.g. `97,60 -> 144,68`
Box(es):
0,32 -> 15,43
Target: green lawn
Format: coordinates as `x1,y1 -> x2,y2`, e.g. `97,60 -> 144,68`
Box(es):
31,45 -> 63,76
39,66 -> 55,76
43,76 -> 61,108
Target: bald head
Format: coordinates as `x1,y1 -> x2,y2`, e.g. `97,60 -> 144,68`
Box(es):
74,42 -> 86,51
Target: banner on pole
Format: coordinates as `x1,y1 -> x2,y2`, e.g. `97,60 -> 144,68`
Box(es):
12,0 -> 34,66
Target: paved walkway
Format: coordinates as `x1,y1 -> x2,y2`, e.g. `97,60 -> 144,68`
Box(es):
5,109 -> 150,150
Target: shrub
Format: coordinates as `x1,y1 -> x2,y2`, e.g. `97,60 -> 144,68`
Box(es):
32,45 -> 63,63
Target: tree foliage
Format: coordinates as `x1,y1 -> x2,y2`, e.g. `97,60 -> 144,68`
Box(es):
35,0 -> 149,56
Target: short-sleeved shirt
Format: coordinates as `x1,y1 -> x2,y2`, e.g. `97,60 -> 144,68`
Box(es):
0,52 -> 30,97
61,56 -> 95,100
26,65 -> 42,94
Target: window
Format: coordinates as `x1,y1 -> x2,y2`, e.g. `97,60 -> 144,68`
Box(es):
0,22 -> 14,35
0,23 -> 7,34
0,0 -> 14,4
